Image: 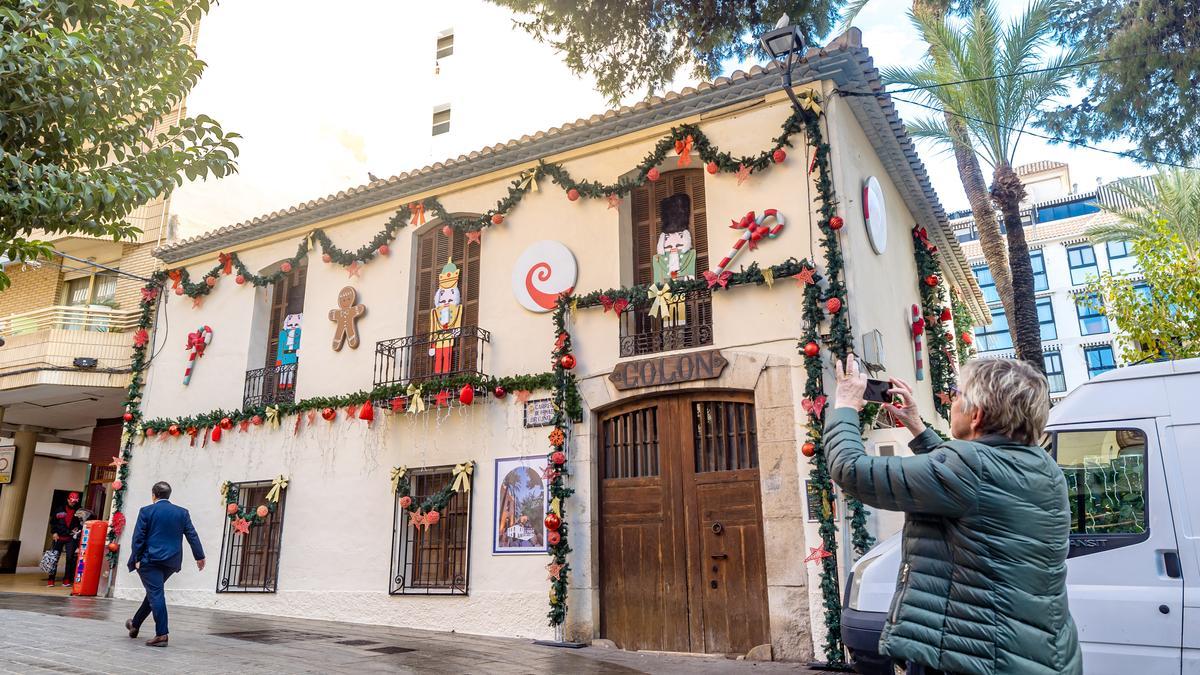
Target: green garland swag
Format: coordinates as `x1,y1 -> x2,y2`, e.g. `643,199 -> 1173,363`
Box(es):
220,477 -> 285,529
163,108 -> 809,298
573,257 -> 815,310
911,226 -> 957,421
546,296 -> 582,627
952,293 -> 976,365
391,462 -> 474,522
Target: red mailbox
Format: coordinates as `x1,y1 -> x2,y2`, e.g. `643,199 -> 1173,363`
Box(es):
72,520 -> 108,596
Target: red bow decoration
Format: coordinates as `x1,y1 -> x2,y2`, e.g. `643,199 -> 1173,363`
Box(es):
167,269 -> 182,289
132,328 -> 149,348
801,395 -> 827,418
238,419 -> 251,432
703,269 -> 732,289
599,295 -> 614,312
141,287 -> 159,303
912,316 -> 926,338
409,201 -> 426,226
613,297 -> 629,315
674,134 -> 694,167
346,404 -> 358,419
555,332 -> 569,351
218,252 -> 233,275
914,225 -> 937,252
110,511 -> 126,536
185,329 -> 209,356
730,211 -> 756,230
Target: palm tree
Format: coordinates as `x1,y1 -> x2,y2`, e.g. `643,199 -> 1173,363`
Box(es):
881,0 -> 1092,371
1088,169 -> 1200,257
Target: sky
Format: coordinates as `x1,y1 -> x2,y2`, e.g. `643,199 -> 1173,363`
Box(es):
168,0 -> 1149,238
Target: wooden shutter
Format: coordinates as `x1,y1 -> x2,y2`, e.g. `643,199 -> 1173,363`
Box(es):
264,259 -> 307,370
411,227 -> 481,334
630,169 -> 709,286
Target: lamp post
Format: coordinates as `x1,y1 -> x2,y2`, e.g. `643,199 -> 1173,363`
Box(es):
758,17 -> 808,113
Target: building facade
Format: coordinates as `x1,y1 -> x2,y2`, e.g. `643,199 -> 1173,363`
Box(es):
953,162 -> 1149,399
113,31 -> 984,661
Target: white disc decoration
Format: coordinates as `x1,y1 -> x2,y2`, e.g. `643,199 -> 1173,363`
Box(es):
512,240 -> 578,313
863,176 -> 888,254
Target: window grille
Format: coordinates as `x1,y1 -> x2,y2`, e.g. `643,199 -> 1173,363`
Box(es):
216,481 -> 286,593
390,467 -> 471,595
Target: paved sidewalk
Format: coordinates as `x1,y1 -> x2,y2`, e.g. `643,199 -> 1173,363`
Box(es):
0,592 -> 816,674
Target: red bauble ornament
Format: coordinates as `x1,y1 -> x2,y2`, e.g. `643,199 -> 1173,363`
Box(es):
706,161 -> 719,174
802,441 -> 816,457
378,244 -> 390,256
123,412 -> 134,422
399,496 -> 412,509
227,503 -> 239,515
425,510 -> 440,526
111,479 -> 123,491
107,542 -> 120,553
220,417 -> 233,430
459,384 -> 475,406
940,307 -> 952,322
235,274 -> 246,285
924,274 -> 940,287
544,513 -> 562,531
829,215 -> 845,230
174,287 -> 184,296
803,341 -> 820,357
491,213 -> 504,226
145,428 -> 156,438
321,407 -> 336,421
211,426 -> 222,443
566,188 -> 580,202
772,148 -> 787,164
251,415 -> 263,425
551,450 -> 567,466
358,403 -> 374,423
205,276 -> 216,287
441,224 -> 453,237
280,262 -> 292,274
646,167 -> 660,182
322,253 -> 332,263
547,531 -> 561,546
256,505 -> 269,518
826,297 -> 842,314
168,424 -> 180,436
559,353 -> 576,370
493,386 -> 507,399
961,332 -> 974,345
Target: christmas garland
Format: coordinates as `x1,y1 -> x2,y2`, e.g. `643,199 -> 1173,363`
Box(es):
220,476 -> 287,532
545,297 -> 582,628
952,293 -> 976,365
573,257 -> 815,311
162,107 -> 815,300
911,226 -> 957,420
391,462 -> 474,529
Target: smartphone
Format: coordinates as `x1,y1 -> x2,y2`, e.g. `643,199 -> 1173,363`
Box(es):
863,378 -> 892,403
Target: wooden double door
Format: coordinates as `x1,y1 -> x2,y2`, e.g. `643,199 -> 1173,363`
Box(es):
598,392 -> 770,655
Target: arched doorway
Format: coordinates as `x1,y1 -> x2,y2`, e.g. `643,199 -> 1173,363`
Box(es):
598,391 -> 770,655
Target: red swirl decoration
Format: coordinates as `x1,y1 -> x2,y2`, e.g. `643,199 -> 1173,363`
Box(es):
525,262 -> 563,310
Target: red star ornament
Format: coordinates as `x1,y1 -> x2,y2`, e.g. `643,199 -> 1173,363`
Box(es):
109,455 -> 127,469
546,561 -> 566,581
794,266 -> 816,286
466,230 -> 482,245
607,193 -> 622,210
804,543 -> 834,564
434,389 -> 451,407
232,517 -> 251,536
735,164 -> 751,185
346,261 -> 361,279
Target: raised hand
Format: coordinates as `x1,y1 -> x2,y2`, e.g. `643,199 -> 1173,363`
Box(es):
834,354 -> 867,412
884,378 -> 927,437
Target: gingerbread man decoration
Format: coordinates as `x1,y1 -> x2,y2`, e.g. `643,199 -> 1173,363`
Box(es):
328,286 -> 365,351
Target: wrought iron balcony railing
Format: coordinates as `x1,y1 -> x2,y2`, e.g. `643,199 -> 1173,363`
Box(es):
619,287 -> 713,357
374,326 -> 490,388
243,364 -> 298,410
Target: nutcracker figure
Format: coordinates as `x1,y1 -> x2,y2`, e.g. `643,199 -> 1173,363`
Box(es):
276,313 -> 302,388
429,258 -> 462,374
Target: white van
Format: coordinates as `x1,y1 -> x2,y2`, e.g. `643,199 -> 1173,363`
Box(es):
841,358 -> 1200,675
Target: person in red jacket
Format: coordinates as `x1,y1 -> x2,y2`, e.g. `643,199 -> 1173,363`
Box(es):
47,492 -> 83,587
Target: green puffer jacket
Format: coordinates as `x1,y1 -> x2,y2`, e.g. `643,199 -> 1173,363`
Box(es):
825,407 -> 1081,675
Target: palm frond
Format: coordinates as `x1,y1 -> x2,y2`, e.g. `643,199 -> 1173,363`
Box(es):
839,0 -> 874,31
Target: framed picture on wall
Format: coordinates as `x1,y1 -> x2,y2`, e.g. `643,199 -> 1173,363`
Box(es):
492,456 -> 549,554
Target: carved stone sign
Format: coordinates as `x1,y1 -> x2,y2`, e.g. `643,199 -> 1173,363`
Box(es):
608,350 -> 728,391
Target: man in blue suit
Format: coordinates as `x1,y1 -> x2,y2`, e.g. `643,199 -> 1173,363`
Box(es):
125,481 -> 204,647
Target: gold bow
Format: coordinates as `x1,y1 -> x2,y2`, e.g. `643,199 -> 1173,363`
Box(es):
265,405 -> 280,428
219,481 -> 231,504
451,462 -> 474,493
306,231 -> 317,252
796,90 -> 822,115
518,168 -> 539,193
647,283 -> 676,320
549,496 -> 561,516
762,267 -> 775,288
406,384 -> 425,414
390,466 -> 407,494
120,429 -> 131,449
134,423 -> 146,445
266,475 -> 288,503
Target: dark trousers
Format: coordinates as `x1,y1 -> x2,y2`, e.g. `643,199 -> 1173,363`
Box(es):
132,564 -> 175,636
907,663 -> 949,675
48,538 -> 77,583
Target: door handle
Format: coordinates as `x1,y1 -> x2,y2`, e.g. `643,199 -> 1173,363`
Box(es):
710,553 -> 728,560
1162,551 -> 1182,579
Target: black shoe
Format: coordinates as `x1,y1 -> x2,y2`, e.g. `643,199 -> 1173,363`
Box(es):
126,619 -> 139,638
145,634 -> 168,647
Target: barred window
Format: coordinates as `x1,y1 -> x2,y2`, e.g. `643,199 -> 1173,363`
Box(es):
216,480 -> 286,593
390,466 -> 471,595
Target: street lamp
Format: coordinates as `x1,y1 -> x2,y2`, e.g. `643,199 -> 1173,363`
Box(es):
758,15 -> 808,113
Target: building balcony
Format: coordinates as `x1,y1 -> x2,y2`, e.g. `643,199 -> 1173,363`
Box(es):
243,364 -> 298,410
618,287 -> 713,357
0,305 -> 141,391
373,326 -> 490,388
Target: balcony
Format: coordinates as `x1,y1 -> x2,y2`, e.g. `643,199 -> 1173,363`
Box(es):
0,305 -> 141,390
243,364 -> 298,410
618,288 -> 713,357
374,326 -> 490,388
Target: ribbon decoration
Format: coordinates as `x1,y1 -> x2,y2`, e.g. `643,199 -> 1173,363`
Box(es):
674,134 -> 694,167
220,481 -> 231,505
218,252 -> 233,275
406,383 -> 426,414
451,462 -> 474,493
265,405 -> 280,428
703,269 -> 732,289
762,267 -> 775,288
549,496 -> 562,516
518,167 -> 540,193
306,230 -> 317,252
167,269 -> 182,289
646,283 -> 677,320
391,466 -> 408,494
266,475 -> 289,503
795,90 -> 823,116
802,395 -> 828,418
409,201 -> 426,226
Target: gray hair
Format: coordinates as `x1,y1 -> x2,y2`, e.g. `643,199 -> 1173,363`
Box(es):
957,358 -> 1049,446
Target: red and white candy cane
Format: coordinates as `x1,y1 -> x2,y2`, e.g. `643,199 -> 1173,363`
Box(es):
911,304 -> 925,381
713,209 -> 785,276
183,325 -> 213,385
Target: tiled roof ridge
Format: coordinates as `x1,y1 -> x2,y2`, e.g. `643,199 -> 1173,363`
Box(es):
1015,159 -> 1067,176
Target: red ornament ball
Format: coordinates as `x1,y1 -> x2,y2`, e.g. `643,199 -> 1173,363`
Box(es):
220,417 -> 233,430
547,531 -> 561,546
826,297 -> 842,314
551,450 -> 567,466
961,332 -> 974,345
425,510 -> 441,526
772,148 -> 787,164
544,513 -> 562,531
378,244 -> 390,256
145,428 -> 156,438
174,286 -> 184,296
235,274 -> 246,285
107,542 -> 120,553
559,353 -> 576,370
940,307 -> 952,322
924,274 -> 940,287
646,167 -> 660,182
227,503 -> 239,515
321,407 -> 336,421
802,441 -> 816,457
123,412 -> 134,422
491,213 -> 504,226
280,262 -> 292,274
251,415 -> 263,426
112,479 -> 123,491
803,341 -> 820,358
706,161 -> 719,174
205,276 -> 217,287
459,384 -> 475,406
566,188 -> 580,202
399,496 -> 412,509
322,253 -> 332,263
829,215 -> 845,231
441,224 -> 453,237
256,505 -> 269,518
493,386 -> 506,399
168,424 -> 180,436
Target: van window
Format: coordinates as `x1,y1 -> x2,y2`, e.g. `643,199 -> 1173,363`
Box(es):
1054,429 -> 1147,535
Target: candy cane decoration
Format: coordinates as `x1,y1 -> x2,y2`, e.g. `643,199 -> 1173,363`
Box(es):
911,305 -> 925,381
705,210 -> 785,286
183,325 -> 213,385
